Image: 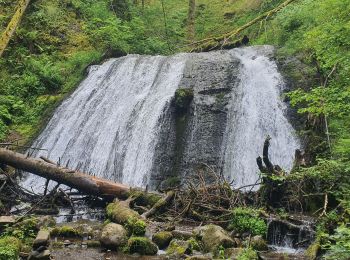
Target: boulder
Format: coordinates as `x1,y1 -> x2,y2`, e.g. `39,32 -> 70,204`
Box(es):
171,230 -> 193,240
100,223 -> 128,249
152,231 -> 173,249
28,249 -> 50,260
127,237 -> 158,255
250,235 -> 268,251
33,230 -> 50,250
193,224 -> 235,252
0,215 -> 15,225
166,239 -> 192,256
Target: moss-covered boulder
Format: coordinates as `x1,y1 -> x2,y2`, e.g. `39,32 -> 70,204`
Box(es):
50,225 -> 82,238
0,236 -> 21,260
127,237 -> 158,255
125,218 -> 146,236
193,224 -> 235,252
249,235 -> 268,251
106,201 -> 141,224
128,189 -> 162,208
167,239 -> 192,256
152,231 -> 173,249
100,223 -> 128,250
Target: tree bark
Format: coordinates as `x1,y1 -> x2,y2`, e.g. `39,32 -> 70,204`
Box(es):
187,0 -> 196,42
0,0 -> 31,57
0,148 -> 129,198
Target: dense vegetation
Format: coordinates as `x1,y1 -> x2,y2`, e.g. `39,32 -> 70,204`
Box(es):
1,0 -> 350,258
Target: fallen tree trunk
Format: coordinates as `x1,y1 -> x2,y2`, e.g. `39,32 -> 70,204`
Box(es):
190,0 -> 296,52
0,0 -> 31,57
0,148 -> 129,198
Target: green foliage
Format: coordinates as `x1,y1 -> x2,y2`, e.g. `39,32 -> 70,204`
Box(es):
323,225 -> 350,260
228,207 -> 267,236
237,247 -> 258,260
0,236 -> 21,260
2,217 -> 38,241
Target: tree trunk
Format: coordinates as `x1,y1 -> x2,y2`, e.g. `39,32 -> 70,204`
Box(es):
187,0 -> 196,42
0,148 -> 129,198
0,0 -> 31,57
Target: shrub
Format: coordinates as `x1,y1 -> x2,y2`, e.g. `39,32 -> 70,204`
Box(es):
228,207 -> 267,236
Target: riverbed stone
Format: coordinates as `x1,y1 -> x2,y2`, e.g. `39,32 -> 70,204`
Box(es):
193,224 -> 235,252
152,231 -> 173,249
100,223 -> 128,249
33,230 -> 50,249
28,249 -> 51,260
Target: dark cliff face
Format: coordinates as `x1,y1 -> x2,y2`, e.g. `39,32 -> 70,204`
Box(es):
150,51 -> 240,189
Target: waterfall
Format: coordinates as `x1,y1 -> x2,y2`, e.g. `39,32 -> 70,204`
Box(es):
221,46 -> 300,188
23,54 -> 187,189
22,46 -> 299,192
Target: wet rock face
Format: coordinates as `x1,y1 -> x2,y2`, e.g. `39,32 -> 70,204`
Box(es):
150,51 -> 240,187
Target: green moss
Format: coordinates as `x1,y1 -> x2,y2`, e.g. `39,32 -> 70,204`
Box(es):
167,239 -> 192,256
127,237 -> 158,255
306,239 -> 320,260
50,225 -> 82,238
152,231 -> 173,249
128,190 -> 162,207
174,88 -> 194,114
106,201 -> 141,224
0,236 -> 21,260
125,218 -> 147,236
87,240 -> 101,248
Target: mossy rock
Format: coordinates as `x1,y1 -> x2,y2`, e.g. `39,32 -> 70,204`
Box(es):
50,225 -> 82,238
152,231 -> 173,249
128,189 -> 162,208
194,224 -> 235,253
306,238 -> 320,260
106,201 -> 141,224
127,237 -> 158,255
0,236 -> 21,260
174,88 -> 194,113
125,218 -> 147,236
167,239 -> 192,256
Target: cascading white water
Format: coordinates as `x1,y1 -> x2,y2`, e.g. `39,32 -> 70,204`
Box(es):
222,46 -> 300,188
23,54 -> 187,189
22,46 -> 299,192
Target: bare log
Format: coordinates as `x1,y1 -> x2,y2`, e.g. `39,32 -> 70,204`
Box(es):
0,148 -> 129,198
